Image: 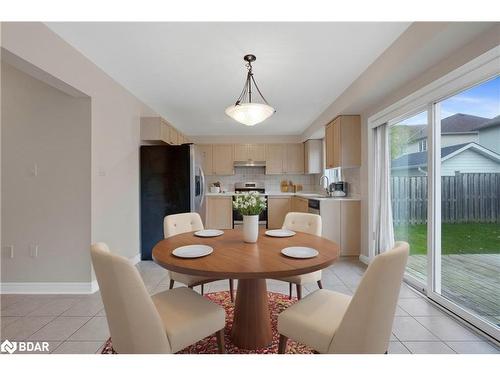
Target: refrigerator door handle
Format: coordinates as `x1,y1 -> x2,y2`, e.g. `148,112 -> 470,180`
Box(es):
199,166 -> 205,207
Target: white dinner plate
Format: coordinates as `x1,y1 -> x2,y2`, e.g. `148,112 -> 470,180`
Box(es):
172,245 -> 213,258
194,229 -> 224,238
265,229 -> 296,238
281,246 -> 319,259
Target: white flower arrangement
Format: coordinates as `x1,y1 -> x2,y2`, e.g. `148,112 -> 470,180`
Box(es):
232,191 -> 267,216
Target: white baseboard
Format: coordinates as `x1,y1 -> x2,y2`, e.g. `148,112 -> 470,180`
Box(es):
1,281 -> 98,294
129,253 -> 141,265
358,254 -> 371,265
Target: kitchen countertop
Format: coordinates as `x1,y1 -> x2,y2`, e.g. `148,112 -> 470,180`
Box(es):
205,191 -> 361,201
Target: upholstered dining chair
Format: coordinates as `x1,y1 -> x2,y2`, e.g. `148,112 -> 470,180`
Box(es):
275,212 -> 323,300
277,241 -> 409,354
91,242 -> 226,354
164,212 -> 235,301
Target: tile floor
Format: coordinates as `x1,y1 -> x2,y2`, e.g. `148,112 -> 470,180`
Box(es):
1,257 -> 498,354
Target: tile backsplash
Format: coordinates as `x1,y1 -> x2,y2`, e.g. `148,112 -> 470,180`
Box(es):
206,166 -> 361,196
206,166 -> 320,193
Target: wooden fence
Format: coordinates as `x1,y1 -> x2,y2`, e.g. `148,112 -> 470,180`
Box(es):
391,172 -> 500,225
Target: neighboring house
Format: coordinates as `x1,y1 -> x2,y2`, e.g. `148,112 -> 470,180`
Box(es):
391,142 -> 500,176
405,113 -> 488,154
476,115 -> 500,154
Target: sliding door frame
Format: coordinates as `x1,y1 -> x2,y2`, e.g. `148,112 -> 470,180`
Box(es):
368,46 -> 500,341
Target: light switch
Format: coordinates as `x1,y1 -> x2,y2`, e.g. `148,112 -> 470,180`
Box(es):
5,245 -> 14,259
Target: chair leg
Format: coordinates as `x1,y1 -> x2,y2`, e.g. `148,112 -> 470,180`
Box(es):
317,280 -> 323,289
200,283 -> 204,295
216,329 -> 225,354
278,334 -> 288,354
169,279 -> 174,289
229,279 -> 234,302
289,282 -> 293,299
296,284 -> 302,300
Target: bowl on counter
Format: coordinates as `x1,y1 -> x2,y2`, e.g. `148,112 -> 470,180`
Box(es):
209,186 -> 221,193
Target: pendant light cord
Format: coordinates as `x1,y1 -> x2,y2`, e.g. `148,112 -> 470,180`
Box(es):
234,60 -> 271,107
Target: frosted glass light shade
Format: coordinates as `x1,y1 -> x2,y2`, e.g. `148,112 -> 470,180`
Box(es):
225,103 -> 275,126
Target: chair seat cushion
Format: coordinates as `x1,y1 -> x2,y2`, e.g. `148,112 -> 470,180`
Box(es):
152,287 -> 225,353
277,270 -> 322,285
169,271 -> 211,286
278,289 -> 351,353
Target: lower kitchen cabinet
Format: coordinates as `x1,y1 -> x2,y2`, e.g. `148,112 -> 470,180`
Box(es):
320,200 -> 360,256
206,196 -> 233,229
291,196 -> 309,213
267,196 -> 291,229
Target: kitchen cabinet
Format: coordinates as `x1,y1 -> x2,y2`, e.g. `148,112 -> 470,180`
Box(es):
206,196 -> 233,229
266,143 -> 304,175
234,144 -> 266,162
196,144 -> 213,175
304,139 -> 323,174
325,115 -> 360,169
339,201 -> 361,255
212,144 -> 234,175
319,199 -> 360,256
169,126 -> 179,145
268,196 -> 291,229
284,143 -> 304,174
291,196 -> 309,213
140,117 -> 170,144
141,116 -> 184,145
265,144 -> 285,174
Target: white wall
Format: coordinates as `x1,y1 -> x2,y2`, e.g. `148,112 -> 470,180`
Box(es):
441,149 -> 500,176
1,62 -> 91,282
1,22 -> 158,286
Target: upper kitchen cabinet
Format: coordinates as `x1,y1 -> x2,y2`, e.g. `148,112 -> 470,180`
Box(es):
265,144 -> 285,174
169,126 -> 179,145
325,115 -> 361,169
212,144 -> 234,175
141,117 -> 169,143
234,144 -> 266,162
265,143 -> 304,174
196,144 -> 213,175
304,139 -> 323,174
141,116 -> 182,145
284,143 -> 304,174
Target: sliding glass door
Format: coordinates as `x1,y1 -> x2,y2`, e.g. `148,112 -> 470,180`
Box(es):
385,74 -> 499,339
431,76 -> 500,333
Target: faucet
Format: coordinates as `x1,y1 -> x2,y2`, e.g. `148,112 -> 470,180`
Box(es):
319,175 -> 330,196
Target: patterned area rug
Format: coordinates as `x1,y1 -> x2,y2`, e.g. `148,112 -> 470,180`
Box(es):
101,290 -> 313,354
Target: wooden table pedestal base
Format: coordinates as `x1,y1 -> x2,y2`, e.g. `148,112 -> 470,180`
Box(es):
231,278 -> 273,350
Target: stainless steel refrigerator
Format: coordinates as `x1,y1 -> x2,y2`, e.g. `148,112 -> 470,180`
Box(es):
140,144 -> 205,260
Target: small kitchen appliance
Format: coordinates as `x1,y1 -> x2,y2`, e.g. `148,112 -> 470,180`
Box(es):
331,181 -> 348,197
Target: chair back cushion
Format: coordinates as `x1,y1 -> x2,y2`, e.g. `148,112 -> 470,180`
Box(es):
282,212 -> 322,236
328,242 -> 409,353
90,243 -> 172,353
164,212 -> 204,238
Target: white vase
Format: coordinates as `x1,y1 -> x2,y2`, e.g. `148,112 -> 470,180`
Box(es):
242,215 -> 259,243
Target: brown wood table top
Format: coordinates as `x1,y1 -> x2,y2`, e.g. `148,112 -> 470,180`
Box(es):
152,228 -> 340,279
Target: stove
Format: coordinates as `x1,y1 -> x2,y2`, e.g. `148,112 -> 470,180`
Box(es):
233,182 -> 268,228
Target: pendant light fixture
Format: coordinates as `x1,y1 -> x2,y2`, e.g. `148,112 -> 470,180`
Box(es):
225,54 -> 275,126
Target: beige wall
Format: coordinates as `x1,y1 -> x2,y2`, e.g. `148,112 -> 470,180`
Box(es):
1,22 -> 158,285
1,62 -> 91,282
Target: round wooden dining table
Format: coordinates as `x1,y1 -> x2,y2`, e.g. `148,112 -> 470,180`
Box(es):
152,228 -> 340,350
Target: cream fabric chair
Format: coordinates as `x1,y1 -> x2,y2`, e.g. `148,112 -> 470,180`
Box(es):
164,212 -> 235,301
276,212 -> 323,299
91,243 -> 226,354
277,242 -> 409,354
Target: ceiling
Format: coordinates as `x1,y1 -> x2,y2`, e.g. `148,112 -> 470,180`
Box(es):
46,22 -> 410,136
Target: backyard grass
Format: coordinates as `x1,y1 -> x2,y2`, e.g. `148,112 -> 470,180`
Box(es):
394,223 -> 500,255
